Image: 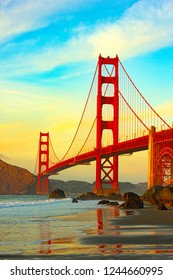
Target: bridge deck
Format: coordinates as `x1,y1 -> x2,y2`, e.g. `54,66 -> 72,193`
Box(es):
40,135 -> 149,176
40,128 -> 173,177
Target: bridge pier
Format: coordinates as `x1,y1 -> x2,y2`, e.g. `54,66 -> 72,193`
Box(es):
37,175 -> 49,195
94,155 -> 119,195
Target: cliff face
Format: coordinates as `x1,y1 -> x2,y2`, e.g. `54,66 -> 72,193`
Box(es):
0,159 -> 37,194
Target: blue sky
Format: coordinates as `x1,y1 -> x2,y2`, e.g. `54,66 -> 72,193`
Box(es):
0,0 -> 173,183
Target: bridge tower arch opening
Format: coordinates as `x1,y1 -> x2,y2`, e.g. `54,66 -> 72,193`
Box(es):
148,126 -> 173,188
154,147 -> 173,186
94,55 -> 120,195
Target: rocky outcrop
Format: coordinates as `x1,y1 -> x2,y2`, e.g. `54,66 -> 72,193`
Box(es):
157,186 -> 173,206
142,186 -> 162,204
157,202 -> 168,210
142,186 -> 173,206
120,192 -> 144,209
0,159 -> 37,194
49,188 -> 66,199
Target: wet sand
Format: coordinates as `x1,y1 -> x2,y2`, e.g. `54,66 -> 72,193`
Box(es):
1,202 -> 173,260
76,203 -> 173,259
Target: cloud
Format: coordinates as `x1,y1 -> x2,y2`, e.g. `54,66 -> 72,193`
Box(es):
0,0 -> 86,42
88,0 -> 173,58
1,0 -> 173,78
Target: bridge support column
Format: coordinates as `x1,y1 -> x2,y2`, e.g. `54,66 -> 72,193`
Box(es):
152,128 -> 173,187
38,175 -> 49,195
94,55 -> 120,195
148,126 -> 156,189
37,132 -> 49,195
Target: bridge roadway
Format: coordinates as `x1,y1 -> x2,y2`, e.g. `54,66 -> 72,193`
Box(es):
40,128 -> 173,177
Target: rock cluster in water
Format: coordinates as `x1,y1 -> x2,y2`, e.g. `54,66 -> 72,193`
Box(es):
49,186 -> 173,211
76,191 -> 144,209
76,191 -> 123,201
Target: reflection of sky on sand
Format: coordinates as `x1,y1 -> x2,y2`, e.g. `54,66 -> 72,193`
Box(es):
38,207 -> 173,258
1,197 -> 173,258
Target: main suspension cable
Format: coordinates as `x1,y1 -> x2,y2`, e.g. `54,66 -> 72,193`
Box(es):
60,62 -> 99,161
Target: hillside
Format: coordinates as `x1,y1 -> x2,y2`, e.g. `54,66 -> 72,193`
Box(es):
49,179 -> 93,195
0,159 -> 37,194
49,179 -> 147,196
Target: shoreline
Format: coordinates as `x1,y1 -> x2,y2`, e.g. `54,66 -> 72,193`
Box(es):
1,201 -> 173,260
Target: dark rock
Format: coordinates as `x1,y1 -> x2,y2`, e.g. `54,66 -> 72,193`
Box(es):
120,192 -> 144,209
77,192 -> 98,200
72,198 -> 78,203
98,200 -> 110,205
108,201 -> 119,206
98,200 -> 119,206
157,202 -> 168,210
49,188 -> 65,199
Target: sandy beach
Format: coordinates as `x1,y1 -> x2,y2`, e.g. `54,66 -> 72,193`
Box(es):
64,203 -> 173,260
1,201 -> 172,260
78,203 -> 173,258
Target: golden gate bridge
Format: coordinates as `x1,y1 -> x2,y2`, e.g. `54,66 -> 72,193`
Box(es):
36,55 -> 173,195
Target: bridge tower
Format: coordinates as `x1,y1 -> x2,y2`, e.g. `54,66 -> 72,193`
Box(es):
148,126 -> 173,188
94,55 -> 120,195
37,132 -> 49,195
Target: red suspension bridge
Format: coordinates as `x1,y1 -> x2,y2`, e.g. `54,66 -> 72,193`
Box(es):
36,55 -> 173,195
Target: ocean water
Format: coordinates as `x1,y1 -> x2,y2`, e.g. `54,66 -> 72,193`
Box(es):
0,195 -> 101,257
0,195 -> 173,259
